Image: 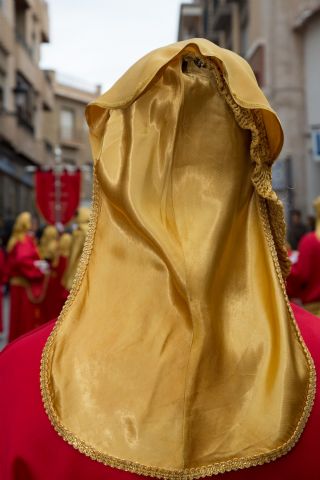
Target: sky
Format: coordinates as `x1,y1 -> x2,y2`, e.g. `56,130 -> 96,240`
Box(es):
41,0 -> 191,92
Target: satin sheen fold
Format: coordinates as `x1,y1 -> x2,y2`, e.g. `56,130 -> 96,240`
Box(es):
41,39 -> 315,478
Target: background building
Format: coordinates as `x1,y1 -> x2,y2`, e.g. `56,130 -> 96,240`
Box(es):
0,0 -> 100,229
178,0 -> 320,218
43,72 -> 100,206
0,0 -> 53,224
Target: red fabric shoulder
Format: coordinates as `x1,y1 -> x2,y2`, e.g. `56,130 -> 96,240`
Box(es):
291,302 -> 320,347
0,307 -> 319,480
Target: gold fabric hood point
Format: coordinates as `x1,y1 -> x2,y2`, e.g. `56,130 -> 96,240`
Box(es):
41,39 -> 315,479
86,38 -> 283,162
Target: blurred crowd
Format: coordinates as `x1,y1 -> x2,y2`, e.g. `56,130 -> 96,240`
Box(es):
287,197 -> 320,316
0,208 -> 90,344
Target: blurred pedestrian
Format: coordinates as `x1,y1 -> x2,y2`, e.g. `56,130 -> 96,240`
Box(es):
6,212 -> 49,341
41,233 -> 72,323
287,196 -> 320,315
39,225 -> 59,261
287,209 -> 307,250
2,208 -> 15,248
32,215 -> 44,243
307,214 -> 316,232
0,215 -> 5,247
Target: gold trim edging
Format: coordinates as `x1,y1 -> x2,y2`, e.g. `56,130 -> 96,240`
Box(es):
40,59 -> 316,479
11,275 -> 50,304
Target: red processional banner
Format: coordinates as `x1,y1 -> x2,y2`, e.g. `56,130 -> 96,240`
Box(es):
35,170 -> 81,225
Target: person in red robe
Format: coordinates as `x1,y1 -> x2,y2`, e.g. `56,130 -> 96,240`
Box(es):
39,225 -> 59,262
0,304 -> 319,480
41,233 -> 72,323
62,208 -> 90,293
38,225 -> 59,324
0,40 -> 319,479
287,196 -> 320,316
52,232 -> 72,311
6,212 -> 48,342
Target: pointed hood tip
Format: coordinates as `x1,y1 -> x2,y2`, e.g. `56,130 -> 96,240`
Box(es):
86,38 -> 283,161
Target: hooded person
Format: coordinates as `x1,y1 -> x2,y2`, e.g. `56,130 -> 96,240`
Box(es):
39,225 -> 59,262
0,39 -> 319,480
287,196 -> 320,316
6,212 -> 49,342
58,232 -> 73,259
42,233 -> 73,323
62,208 -> 90,292
55,232 -> 72,307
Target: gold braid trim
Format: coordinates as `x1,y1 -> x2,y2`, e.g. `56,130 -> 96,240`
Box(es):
210,62 -> 291,279
40,59 -> 316,479
26,274 -> 51,305
11,274 -> 51,304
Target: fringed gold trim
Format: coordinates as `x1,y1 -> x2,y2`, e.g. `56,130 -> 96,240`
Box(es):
209,61 -> 291,279
40,58 -> 316,479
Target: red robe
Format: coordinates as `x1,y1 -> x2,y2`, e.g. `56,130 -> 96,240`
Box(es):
40,256 -> 69,323
287,232 -> 320,304
0,304 -> 319,480
7,235 -> 45,342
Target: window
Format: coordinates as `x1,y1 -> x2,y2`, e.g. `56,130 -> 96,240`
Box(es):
83,118 -> 88,132
248,44 -> 265,87
15,0 -> 27,44
0,47 -> 7,111
311,129 -> 320,161
240,21 -> 248,57
30,14 -> 39,63
0,71 -> 5,111
31,30 -> 37,61
60,108 -> 75,141
239,0 -> 249,57
213,0 -> 219,14
44,140 -> 53,154
63,158 -> 76,167
15,73 -> 35,132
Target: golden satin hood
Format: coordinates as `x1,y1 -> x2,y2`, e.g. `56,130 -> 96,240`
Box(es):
86,38 -> 283,162
41,39 -> 315,479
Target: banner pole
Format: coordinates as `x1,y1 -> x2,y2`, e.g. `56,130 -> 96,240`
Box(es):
54,146 -> 63,228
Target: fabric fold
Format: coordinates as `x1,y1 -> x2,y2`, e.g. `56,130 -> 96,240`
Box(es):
41,39 -> 315,479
